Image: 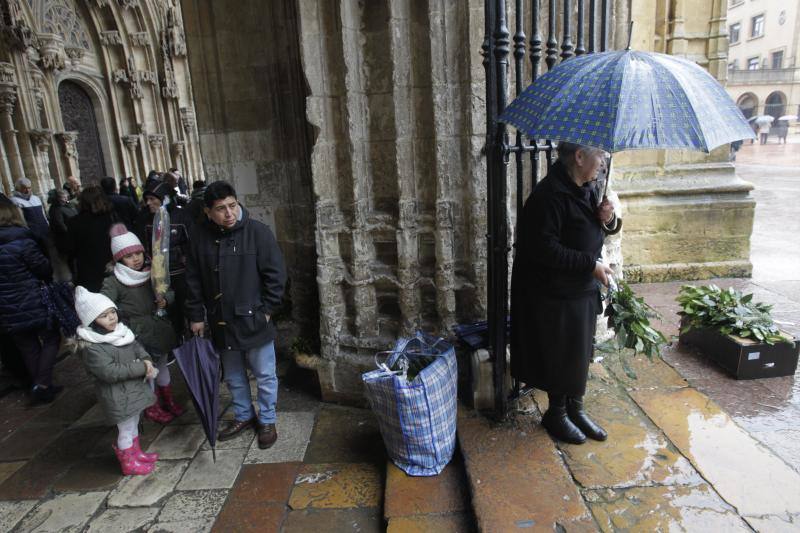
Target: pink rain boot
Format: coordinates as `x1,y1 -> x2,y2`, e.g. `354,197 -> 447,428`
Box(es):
132,436 -> 158,463
157,385 -> 186,417
113,444 -> 155,475
143,402 -> 174,424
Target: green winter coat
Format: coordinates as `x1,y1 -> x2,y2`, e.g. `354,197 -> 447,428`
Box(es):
101,275 -> 177,356
80,341 -> 155,425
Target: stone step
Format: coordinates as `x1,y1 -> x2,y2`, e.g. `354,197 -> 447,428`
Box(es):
457,404 -> 597,532
382,452 -> 475,532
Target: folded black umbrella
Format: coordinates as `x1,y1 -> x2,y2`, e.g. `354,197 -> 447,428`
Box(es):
173,336 -> 220,461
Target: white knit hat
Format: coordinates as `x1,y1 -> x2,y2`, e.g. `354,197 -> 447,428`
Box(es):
74,286 -> 117,327
109,223 -> 144,262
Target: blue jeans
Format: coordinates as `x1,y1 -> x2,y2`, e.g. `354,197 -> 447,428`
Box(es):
221,341 -> 277,425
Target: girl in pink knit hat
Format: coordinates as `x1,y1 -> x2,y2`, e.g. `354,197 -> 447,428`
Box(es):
101,223 -> 185,424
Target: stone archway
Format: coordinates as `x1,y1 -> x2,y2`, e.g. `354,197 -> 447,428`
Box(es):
58,80 -> 106,183
764,91 -> 786,119
736,93 -> 758,119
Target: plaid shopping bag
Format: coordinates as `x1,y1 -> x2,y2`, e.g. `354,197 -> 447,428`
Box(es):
362,332 -> 458,476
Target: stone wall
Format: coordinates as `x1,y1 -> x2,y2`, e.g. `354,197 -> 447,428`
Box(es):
181,0 -> 319,345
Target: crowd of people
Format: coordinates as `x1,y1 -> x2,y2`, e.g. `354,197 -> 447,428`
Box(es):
0,171 -> 286,476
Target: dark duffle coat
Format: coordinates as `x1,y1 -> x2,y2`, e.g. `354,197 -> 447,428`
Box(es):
66,211 -> 115,292
185,206 -> 286,351
101,275 -> 177,356
80,340 -> 155,425
0,225 -> 53,334
509,160 -> 613,397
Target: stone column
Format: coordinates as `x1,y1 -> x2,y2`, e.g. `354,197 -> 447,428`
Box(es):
180,107 -> 199,181
56,131 -> 79,183
148,134 -> 166,172
0,65 -> 25,186
122,134 -> 141,185
171,140 -> 185,174
28,129 -> 54,193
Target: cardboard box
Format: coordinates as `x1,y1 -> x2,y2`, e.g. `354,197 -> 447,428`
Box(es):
679,322 -> 799,380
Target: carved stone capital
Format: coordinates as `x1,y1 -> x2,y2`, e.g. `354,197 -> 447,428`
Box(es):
179,107 -> 195,133
122,134 -> 139,149
29,128 -> 52,151
38,33 -> 66,71
100,30 -> 122,46
148,134 -> 165,148
56,131 -> 79,158
0,63 -> 16,84
130,32 -> 149,47
171,140 -> 185,156
0,85 -> 18,116
118,0 -> 139,9
64,46 -> 85,67
139,70 -> 157,84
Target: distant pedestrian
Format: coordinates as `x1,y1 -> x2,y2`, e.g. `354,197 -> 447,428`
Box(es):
10,178 -> 49,242
66,186 -> 116,291
47,189 -> 77,281
0,200 -> 62,404
186,181 -> 286,449
186,180 -> 206,225
74,286 -> 160,476
144,170 -> 161,191
101,177 -> 138,230
102,224 -> 185,425
758,122 -> 771,145
774,120 -> 789,144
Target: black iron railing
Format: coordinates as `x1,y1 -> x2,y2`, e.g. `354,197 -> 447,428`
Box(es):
483,0 -> 611,419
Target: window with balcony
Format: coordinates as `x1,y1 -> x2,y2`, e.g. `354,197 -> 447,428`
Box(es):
747,57 -> 759,70
771,51 -> 784,69
728,60 -> 737,70
751,14 -> 764,38
729,23 -> 741,44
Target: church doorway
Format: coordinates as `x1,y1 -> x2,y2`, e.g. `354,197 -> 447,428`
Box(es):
58,80 -> 107,184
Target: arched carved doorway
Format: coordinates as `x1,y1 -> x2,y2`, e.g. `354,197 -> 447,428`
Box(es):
58,80 -> 106,183
764,91 -> 786,119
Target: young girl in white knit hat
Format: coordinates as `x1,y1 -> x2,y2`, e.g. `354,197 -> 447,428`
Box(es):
101,224 -> 185,424
74,286 -> 159,475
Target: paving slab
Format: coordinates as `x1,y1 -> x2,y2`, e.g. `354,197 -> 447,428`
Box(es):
0,461 -> 24,485
277,383 -> 324,412
600,350 -> 688,390
384,460 -> 469,518
201,427 -> 254,450
745,513 -> 800,532
157,489 -> 228,522
35,383 -> 97,427
85,507 -> 160,533
176,448 -> 246,490
584,484 -> 751,532
244,411 -> 315,464
107,460 -> 189,508
53,454 -> 122,492
211,501 -> 286,532
386,513 -> 475,533
0,500 -> 37,531
228,462 -> 301,504
0,426 -> 106,500
631,386 -> 800,517
70,403 -> 106,429
533,378 -> 702,489
149,517 -> 215,533
0,423 -> 63,461
288,463 -> 383,510
15,491 -> 107,533
147,424 -> 206,459
281,508 -> 382,533
457,408 -> 596,532
303,404 -> 385,465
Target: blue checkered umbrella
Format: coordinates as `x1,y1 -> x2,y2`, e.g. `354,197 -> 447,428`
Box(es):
499,50 -> 755,153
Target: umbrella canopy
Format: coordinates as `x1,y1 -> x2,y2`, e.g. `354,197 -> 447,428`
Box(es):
748,115 -> 774,125
778,114 -> 798,122
173,336 -> 221,460
499,49 -> 755,153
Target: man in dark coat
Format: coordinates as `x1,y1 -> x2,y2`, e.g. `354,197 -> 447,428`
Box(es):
11,178 -> 49,242
510,142 -> 619,445
185,181 -> 286,450
100,177 -> 138,230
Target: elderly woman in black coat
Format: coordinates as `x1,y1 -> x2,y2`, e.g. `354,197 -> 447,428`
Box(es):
510,142 -> 621,445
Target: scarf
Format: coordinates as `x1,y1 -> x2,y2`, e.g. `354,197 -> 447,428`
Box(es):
76,322 -> 136,346
114,262 -> 151,287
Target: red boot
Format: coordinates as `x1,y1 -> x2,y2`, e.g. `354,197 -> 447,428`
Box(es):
143,402 -> 174,424
113,444 -> 155,475
157,385 -> 186,417
132,436 -> 158,463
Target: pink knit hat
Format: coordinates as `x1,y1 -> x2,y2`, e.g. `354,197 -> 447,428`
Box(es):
109,223 -> 144,261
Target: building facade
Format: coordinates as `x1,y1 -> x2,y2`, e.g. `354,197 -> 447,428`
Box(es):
726,0 -> 800,120
0,0 -> 204,198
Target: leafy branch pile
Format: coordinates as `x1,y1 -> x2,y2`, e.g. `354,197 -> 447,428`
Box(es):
603,279 -> 668,359
677,284 -> 792,345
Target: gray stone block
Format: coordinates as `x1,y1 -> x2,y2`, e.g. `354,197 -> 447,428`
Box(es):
147,425 -> 206,459
17,492 -> 107,533
0,501 -> 37,532
108,461 -> 189,508
157,489 -> 228,522
86,507 -> 159,533
177,448 -> 247,490
244,411 -> 315,464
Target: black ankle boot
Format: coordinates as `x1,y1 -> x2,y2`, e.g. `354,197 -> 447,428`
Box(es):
542,394 -> 586,444
566,396 -> 607,441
